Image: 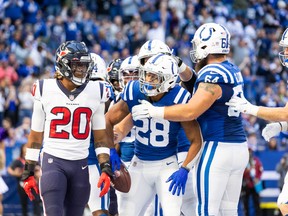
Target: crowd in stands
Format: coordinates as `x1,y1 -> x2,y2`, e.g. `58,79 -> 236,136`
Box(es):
0,0 -> 288,214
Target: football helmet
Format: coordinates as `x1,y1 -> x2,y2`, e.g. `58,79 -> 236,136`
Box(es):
55,41 -> 92,86
190,23 -> 230,63
139,53 -> 178,96
107,59 -> 123,92
90,53 -> 107,81
119,55 -> 140,88
279,28 -> 288,68
138,39 -> 172,66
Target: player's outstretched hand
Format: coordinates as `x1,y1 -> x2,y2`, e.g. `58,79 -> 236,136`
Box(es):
262,122 -> 282,141
97,172 -> 111,197
132,100 -> 164,121
110,148 -> 121,172
98,162 -> 113,197
23,176 -> 39,201
166,167 -> 189,196
225,96 -> 259,116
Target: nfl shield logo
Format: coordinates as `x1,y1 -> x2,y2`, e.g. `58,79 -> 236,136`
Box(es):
69,95 -> 75,101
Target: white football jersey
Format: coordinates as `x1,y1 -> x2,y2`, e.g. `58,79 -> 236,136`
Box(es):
31,79 -> 109,160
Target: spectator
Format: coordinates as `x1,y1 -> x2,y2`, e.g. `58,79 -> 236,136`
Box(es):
276,154 -> 288,190
22,0 -> 40,26
0,57 -> 18,86
0,131 -> 8,216
242,148 -> 264,216
17,84 -> 33,124
7,143 -> 42,216
4,85 -> 19,127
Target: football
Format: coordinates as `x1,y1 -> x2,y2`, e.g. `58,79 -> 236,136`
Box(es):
111,163 -> 131,193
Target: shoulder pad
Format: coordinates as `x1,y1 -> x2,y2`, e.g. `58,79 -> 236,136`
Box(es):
197,64 -> 236,84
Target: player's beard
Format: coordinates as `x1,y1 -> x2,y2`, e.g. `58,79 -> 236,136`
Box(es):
195,57 -> 208,72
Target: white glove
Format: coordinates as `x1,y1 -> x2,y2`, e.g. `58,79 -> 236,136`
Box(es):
131,100 -> 164,121
262,122 -> 288,141
225,96 -> 259,116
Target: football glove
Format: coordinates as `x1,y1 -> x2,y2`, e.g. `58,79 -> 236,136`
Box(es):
225,96 -> 259,116
262,122 -> 287,141
166,167 -> 189,196
21,163 -> 39,201
110,148 -> 121,172
131,100 -> 164,121
98,162 -> 113,197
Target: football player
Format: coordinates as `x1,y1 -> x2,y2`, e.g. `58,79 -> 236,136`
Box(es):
105,53 -> 203,216
21,41 -> 113,216
138,39 -> 197,94
132,23 -> 249,215
226,27 -> 288,216
87,53 -> 114,216
137,39 -> 198,216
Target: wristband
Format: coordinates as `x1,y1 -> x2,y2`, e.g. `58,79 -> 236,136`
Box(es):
249,105 -> 259,116
25,148 -> 40,161
280,122 -> 288,131
181,166 -> 190,172
179,62 -> 187,73
95,147 -> 110,156
100,161 -> 113,178
150,106 -> 165,119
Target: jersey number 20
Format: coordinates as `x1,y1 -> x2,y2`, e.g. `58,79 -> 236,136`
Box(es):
49,107 -> 92,139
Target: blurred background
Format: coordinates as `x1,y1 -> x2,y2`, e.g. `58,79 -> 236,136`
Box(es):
0,0 -> 288,215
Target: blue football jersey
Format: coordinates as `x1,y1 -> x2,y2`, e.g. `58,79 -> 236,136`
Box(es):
194,61 -> 246,142
119,127 -> 135,162
122,81 -> 191,161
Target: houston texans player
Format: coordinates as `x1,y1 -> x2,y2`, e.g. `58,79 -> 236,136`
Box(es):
21,41 -> 113,216
226,27 -> 288,216
105,53 -> 203,216
132,23 -> 249,215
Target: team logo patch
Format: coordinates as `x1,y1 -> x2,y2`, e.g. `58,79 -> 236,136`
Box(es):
69,95 -> 75,101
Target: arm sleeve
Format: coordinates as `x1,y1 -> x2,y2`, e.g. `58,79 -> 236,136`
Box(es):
31,80 -> 45,132
31,99 -> 45,132
181,70 -> 197,94
91,103 -> 106,130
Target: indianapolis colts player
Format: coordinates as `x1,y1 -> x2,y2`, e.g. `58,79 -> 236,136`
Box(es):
21,41 -> 113,216
87,53 -> 114,216
105,53 -> 203,216
132,23 -> 249,215
226,27 -> 288,216
137,40 -> 199,215
116,55 -> 140,168
138,39 -> 196,93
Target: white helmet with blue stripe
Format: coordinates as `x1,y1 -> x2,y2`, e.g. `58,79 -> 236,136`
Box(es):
279,28 -> 288,68
139,53 -> 178,96
190,23 -> 230,63
90,53 -> 107,81
138,39 -> 172,66
119,55 -> 140,88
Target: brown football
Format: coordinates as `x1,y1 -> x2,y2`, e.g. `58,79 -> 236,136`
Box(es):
111,163 -> 131,193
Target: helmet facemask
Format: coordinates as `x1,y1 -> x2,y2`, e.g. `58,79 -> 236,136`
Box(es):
139,54 -> 178,97
279,29 -> 288,68
68,56 -> 92,85
55,41 -> 92,86
119,69 -> 139,89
